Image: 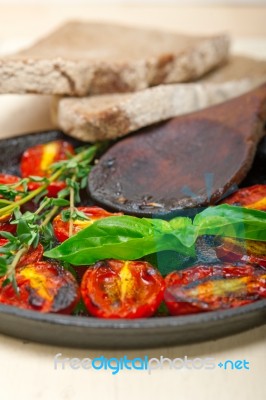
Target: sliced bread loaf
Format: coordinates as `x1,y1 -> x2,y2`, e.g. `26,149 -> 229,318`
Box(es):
52,56 -> 266,142
0,21 -> 229,96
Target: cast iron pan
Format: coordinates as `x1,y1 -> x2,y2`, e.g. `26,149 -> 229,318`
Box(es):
0,130 -> 265,349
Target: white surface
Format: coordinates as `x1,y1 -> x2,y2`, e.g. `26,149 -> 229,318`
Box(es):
0,326 -> 265,400
0,1 -> 265,5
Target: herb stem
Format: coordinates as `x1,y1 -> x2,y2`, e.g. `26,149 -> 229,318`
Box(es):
0,167 -> 64,217
6,245 -> 29,279
0,199 -> 14,207
40,206 -> 59,228
35,197 -> 51,216
68,176 -> 76,237
0,146 -> 98,218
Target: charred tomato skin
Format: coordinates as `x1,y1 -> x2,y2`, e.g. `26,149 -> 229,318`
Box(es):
53,206 -> 123,242
0,261 -> 80,314
164,263 -> 266,316
220,184 -> 266,211
215,238 -> 266,270
20,140 -> 75,197
81,259 -> 165,319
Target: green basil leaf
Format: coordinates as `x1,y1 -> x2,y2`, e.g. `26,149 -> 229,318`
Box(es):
44,205 -> 266,269
45,233 -> 193,265
194,204 -> 266,241
44,215 -> 194,265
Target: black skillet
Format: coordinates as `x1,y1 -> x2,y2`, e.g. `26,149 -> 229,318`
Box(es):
0,129 -> 265,349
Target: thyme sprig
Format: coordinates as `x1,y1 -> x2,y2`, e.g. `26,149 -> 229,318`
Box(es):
0,145 -> 98,219
0,144 -> 100,289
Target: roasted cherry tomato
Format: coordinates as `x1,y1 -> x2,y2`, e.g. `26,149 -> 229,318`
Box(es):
0,173 -> 24,199
164,263 -> 266,316
216,238 -> 266,269
18,243 -> 44,267
53,206 -> 122,242
0,238 -> 8,248
220,184 -> 266,211
81,259 -> 165,318
20,140 -> 75,197
0,214 -> 16,234
0,173 -> 20,187
0,261 -> 80,313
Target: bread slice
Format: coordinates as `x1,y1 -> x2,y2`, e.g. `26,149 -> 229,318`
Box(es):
0,21 -> 229,96
52,56 -> 266,142
201,55 -> 266,83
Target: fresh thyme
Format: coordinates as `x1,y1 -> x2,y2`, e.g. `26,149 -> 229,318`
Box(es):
0,144 -> 100,289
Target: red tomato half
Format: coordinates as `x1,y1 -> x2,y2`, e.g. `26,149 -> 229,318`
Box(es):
18,243 -> 44,267
0,238 -> 8,247
53,206 -> 123,242
0,173 -> 20,186
164,263 -> 266,316
20,140 -> 75,197
0,214 -> 16,234
81,260 -> 165,318
220,184 -> 266,211
216,238 -> 266,269
0,261 -> 80,314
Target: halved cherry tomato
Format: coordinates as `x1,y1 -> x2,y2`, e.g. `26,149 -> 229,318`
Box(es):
81,259 -> 165,318
216,238 -> 266,269
164,263 -> 266,316
0,214 -> 16,234
20,140 -> 75,197
220,184 -> 266,211
53,206 -> 123,242
0,173 -> 20,187
0,173 -> 24,199
0,261 -> 80,314
18,243 -> 44,267
28,181 -> 68,198
0,238 -> 8,248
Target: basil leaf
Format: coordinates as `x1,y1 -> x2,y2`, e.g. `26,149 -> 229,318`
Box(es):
194,204 -> 266,241
45,215 -> 194,264
44,205 -> 266,268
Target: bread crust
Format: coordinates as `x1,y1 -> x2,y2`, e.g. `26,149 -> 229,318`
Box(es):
0,21 -> 229,96
52,55 -> 266,142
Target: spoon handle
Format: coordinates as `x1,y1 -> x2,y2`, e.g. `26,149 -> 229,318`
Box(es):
196,82 -> 266,141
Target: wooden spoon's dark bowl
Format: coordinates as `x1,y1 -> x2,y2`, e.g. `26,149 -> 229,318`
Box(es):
89,84 -> 266,216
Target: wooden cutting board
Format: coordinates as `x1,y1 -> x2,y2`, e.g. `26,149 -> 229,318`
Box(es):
88,84 -> 266,216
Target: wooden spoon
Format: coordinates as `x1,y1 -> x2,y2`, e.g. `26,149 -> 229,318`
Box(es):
88,83 -> 266,216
